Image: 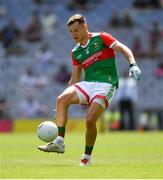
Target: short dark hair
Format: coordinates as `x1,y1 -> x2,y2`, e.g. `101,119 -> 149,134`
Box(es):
67,14 -> 86,26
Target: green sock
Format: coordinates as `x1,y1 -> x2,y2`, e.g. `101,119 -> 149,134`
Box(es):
85,146 -> 93,155
58,127 -> 65,138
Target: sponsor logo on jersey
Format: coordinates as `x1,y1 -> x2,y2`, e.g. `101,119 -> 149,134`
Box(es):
81,48 -> 115,69
82,51 -> 102,68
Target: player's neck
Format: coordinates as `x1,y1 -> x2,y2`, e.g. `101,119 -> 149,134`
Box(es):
80,31 -> 91,46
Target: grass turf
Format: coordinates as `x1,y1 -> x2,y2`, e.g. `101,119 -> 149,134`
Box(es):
0,131 -> 163,179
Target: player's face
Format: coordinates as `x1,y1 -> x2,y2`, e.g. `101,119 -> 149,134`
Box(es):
68,21 -> 87,43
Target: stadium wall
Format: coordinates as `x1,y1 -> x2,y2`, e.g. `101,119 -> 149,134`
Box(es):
0,119 -> 105,133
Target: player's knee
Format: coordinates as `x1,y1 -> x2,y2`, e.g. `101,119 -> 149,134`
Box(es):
57,94 -> 71,107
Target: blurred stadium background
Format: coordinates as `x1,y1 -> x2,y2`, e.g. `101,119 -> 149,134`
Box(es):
0,0 -> 163,133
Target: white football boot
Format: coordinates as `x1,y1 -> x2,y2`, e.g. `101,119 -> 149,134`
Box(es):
79,157 -> 91,166
38,141 -> 65,153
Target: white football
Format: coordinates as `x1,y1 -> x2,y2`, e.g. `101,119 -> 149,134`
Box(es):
37,121 -> 58,142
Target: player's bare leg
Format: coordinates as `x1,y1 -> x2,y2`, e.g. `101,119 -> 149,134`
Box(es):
80,102 -> 105,166
56,85 -> 79,128
86,102 -> 104,147
38,85 -> 79,153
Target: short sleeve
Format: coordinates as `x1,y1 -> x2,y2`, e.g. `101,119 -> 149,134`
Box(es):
71,52 -> 80,66
100,32 -> 117,48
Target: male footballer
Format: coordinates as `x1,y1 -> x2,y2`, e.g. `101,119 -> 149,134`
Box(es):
38,14 -> 141,166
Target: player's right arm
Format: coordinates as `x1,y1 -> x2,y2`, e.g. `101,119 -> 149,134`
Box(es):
68,51 -> 82,86
68,65 -> 82,87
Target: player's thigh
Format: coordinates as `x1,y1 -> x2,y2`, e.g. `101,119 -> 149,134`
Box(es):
86,101 -> 105,123
59,85 -> 80,105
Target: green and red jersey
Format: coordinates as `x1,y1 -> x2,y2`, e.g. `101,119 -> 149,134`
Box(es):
71,32 -> 119,88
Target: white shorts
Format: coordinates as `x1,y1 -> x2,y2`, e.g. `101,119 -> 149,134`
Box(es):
74,81 -> 116,109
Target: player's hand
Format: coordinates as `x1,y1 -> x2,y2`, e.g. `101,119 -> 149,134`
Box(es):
129,63 -> 141,80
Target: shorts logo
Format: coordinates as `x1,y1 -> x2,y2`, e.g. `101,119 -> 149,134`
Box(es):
108,76 -> 112,81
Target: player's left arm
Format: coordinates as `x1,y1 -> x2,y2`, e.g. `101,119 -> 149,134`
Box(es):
100,32 -> 141,80
112,41 -> 135,65
112,41 -> 141,81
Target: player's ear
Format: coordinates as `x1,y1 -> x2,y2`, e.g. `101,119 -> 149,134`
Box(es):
84,23 -> 88,30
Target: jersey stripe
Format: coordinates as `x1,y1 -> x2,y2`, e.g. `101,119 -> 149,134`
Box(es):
75,85 -> 90,103
82,48 -> 115,69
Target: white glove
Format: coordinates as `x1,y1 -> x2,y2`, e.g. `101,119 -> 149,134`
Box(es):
129,63 -> 141,80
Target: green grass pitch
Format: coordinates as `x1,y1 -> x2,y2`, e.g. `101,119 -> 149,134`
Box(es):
0,131 -> 163,179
